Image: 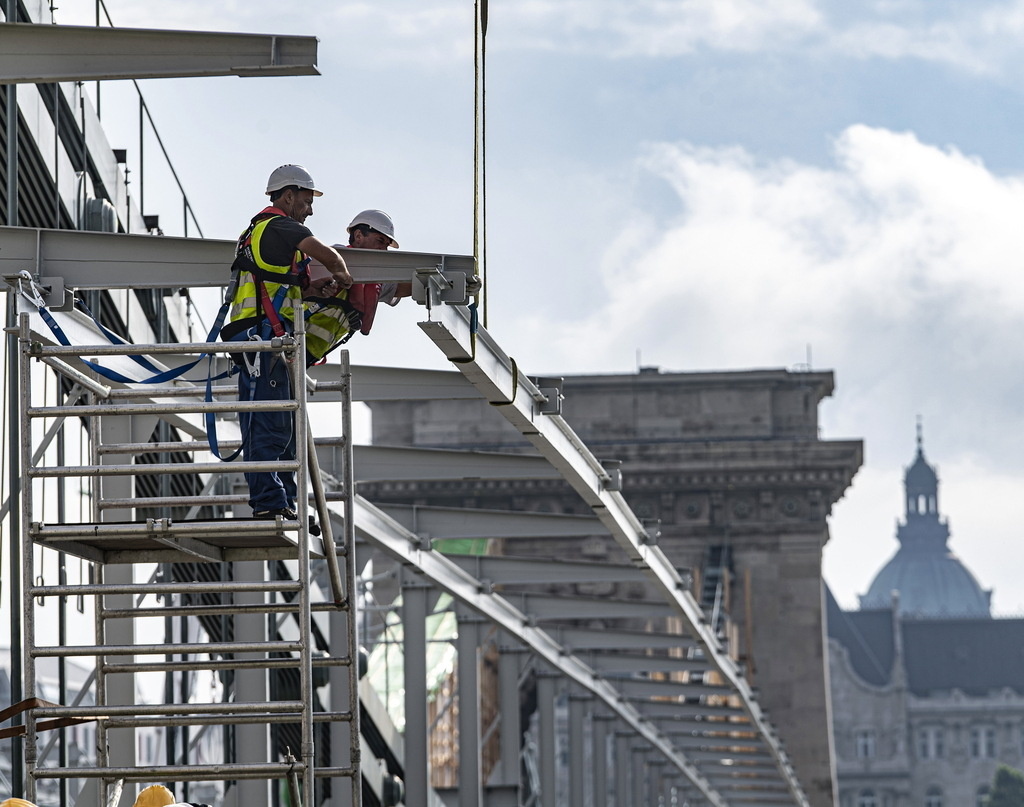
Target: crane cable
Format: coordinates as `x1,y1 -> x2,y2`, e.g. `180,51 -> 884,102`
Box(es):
474,0 -> 488,326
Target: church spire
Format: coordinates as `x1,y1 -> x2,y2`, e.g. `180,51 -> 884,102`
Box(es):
897,420 -> 950,557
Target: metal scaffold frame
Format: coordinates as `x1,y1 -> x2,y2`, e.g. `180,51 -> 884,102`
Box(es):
1,225 -> 818,805
0,11 -> 825,804
6,295 -> 362,807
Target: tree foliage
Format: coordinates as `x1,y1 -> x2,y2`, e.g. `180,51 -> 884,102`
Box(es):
990,766 -> 1024,807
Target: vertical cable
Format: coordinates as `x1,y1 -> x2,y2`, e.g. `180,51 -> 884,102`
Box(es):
474,0 -> 488,326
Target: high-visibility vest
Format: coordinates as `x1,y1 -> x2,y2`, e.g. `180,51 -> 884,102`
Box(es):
228,210 -> 307,328
305,291 -> 356,361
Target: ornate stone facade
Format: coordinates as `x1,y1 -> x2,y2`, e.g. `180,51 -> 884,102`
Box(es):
365,367 -> 863,807
828,438 -> 1024,807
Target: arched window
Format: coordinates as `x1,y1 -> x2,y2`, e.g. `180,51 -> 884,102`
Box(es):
977,785 -> 991,807
858,789 -> 878,807
925,786 -> 943,807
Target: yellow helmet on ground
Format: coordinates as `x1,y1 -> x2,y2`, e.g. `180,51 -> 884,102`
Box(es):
133,785 -> 175,807
1,799 -> 39,807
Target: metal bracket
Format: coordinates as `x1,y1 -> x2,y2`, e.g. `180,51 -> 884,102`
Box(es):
533,376 -> 564,416
600,459 -> 623,492
411,263 -> 469,308
640,519 -> 662,546
39,276 -> 73,311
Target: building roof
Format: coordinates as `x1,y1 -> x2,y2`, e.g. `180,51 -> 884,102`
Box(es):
902,618 -> 1024,696
826,587 -> 895,687
827,594 -> 1024,696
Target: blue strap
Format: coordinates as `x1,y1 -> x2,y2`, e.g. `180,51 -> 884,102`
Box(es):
37,301 -> 230,385
204,344 -> 245,462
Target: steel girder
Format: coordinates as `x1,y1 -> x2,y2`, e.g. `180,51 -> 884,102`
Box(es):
1,228 -> 812,805
376,503 -> 601,541
352,444 -> 561,483
351,495 -> 730,806
0,22 -> 319,83
0,226 -> 475,291
416,302 -> 810,807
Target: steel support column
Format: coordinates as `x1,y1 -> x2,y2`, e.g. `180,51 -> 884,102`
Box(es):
233,560 -> 271,807
456,608 -> 482,807
568,691 -> 587,807
632,748 -> 647,807
494,639 -> 522,792
592,715 -> 610,807
615,733 -> 632,807
536,674 -> 557,807
329,606 -> 355,807
98,413 -> 153,807
402,575 -> 430,807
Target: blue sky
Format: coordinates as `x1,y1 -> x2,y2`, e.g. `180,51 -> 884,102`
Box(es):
56,0 -> 1024,613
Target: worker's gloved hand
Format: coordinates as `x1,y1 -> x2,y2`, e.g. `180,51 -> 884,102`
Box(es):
344,307 -> 363,334
311,276 -> 338,295
466,274 -> 482,295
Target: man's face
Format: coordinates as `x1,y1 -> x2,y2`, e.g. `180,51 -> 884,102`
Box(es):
279,188 -> 315,223
352,228 -> 391,250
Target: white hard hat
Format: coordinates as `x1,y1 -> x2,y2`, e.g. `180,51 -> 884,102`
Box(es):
266,164 -> 323,197
347,209 -> 399,248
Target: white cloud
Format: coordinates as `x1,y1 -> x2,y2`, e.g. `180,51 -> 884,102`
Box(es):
506,124 -> 1024,480
53,0 -> 1024,75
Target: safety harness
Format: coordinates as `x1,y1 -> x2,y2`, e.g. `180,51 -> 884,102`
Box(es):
229,207 -> 311,339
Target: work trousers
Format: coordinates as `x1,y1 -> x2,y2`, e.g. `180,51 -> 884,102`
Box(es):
237,347 -> 296,512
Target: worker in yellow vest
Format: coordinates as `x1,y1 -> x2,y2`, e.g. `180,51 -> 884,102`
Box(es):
223,165 -> 353,520
303,209 -> 411,364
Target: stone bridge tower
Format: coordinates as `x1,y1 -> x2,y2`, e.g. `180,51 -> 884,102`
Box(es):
364,366 -> 863,807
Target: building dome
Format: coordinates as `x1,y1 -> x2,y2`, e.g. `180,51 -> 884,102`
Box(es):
859,428 -> 991,618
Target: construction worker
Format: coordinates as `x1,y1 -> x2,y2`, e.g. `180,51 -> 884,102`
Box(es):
132,785 -> 175,807
1,799 -> 39,807
223,164 -> 354,520
303,209 -> 410,365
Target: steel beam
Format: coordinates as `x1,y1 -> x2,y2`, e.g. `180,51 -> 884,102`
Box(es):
377,503 -> 601,541
605,676 -> 733,700
350,365 -> 479,401
0,23 -> 319,83
581,652 -> 709,677
446,555 -> 648,586
418,302 -> 809,807
352,444 -> 560,483
351,496 -> 728,806
502,592 -> 674,622
550,625 -> 697,653
0,227 -> 474,291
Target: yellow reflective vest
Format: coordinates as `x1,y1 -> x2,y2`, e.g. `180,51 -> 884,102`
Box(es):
304,291 -> 356,362
228,213 -> 306,329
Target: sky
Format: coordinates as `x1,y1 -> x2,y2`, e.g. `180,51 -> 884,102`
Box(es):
50,0 -> 1024,614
